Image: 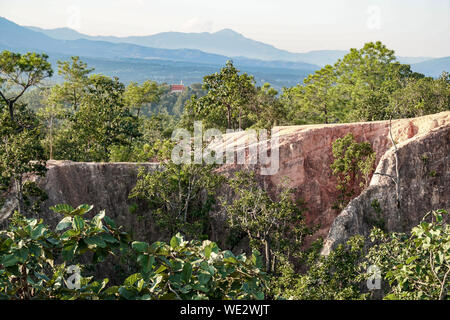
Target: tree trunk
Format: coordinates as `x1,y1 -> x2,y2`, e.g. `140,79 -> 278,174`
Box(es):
238,108 -> 242,130
8,101 -> 14,122
226,105 -> 232,129
49,116 -> 53,160
15,176 -> 25,215
264,239 -> 271,273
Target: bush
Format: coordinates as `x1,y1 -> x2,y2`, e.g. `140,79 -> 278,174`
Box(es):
0,204 -> 266,300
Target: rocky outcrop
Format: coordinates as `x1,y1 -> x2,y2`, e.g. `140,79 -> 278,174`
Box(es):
0,112 -> 448,249
217,111 -> 450,242
321,123 -> 450,255
0,161 -> 161,242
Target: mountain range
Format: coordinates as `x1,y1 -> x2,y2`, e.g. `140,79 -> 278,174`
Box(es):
0,17 -> 448,88
27,25 -> 351,66
25,25 -> 435,66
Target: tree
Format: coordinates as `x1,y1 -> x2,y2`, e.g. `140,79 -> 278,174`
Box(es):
221,170 -> 310,273
330,133 -> 376,210
129,161 -> 222,239
0,104 -> 46,215
54,75 -> 140,161
249,83 -> 287,129
280,86 -> 314,125
334,41 -> 420,122
37,88 -> 66,159
271,235 -> 366,300
55,56 -> 93,111
182,60 -> 256,130
364,209 -> 449,300
0,51 -> 53,122
388,74 -> 450,118
301,64 -> 341,124
124,80 -> 161,118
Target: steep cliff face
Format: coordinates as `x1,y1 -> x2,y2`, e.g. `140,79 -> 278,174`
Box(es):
321,124 -> 450,255
217,111 -> 450,241
0,112 -> 448,248
0,161 -> 161,242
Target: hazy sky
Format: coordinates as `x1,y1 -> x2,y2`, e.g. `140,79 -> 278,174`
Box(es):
1,0 -> 449,57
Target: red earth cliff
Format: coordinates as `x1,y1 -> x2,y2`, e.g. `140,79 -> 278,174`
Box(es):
0,112 -> 448,248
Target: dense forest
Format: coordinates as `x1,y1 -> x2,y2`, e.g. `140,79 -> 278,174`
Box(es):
0,41 -> 449,300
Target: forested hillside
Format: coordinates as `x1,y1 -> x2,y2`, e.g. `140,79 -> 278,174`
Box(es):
0,40 -> 449,301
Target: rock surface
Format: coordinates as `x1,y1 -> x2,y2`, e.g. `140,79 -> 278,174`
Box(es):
217,111 -> 450,243
0,112 -> 448,249
321,123 -> 450,255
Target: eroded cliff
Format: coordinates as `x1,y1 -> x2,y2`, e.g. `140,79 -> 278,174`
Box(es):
0,112 -> 448,249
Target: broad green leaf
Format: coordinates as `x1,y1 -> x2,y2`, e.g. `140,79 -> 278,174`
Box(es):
1,253 -> 19,267
56,216 -> 73,231
132,241 -> 149,253
84,235 -> 107,248
118,287 -> 135,300
181,262 -> 192,283
198,272 -> 211,285
137,254 -> 154,273
62,243 -> 78,261
30,224 -> 46,239
71,204 -> 94,216
170,235 -> 180,249
124,273 -> 142,286
50,204 -> 75,215
99,233 -> 118,244
72,215 -> 85,232
104,216 -> 116,229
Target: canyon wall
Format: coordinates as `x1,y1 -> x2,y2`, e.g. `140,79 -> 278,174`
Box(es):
216,111 -> 450,242
321,124 -> 450,255
0,112 -> 448,249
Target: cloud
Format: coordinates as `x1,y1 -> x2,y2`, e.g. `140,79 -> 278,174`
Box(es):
179,17 -> 214,33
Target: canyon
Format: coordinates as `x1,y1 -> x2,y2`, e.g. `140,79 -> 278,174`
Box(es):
0,112 -> 449,252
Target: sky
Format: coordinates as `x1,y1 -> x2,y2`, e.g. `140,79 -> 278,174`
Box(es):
1,0 -> 449,57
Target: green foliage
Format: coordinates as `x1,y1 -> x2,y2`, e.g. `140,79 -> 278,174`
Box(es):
37,87 -> 67,159
364,209 -> 449,300
270,209 -> 449,300
0,104 -> 47,214
335,42 -> 405,121
0,50 -> 53,122
300,64 -> 342,124
221,170 -> 311,273
0,204 -> 129,299
271,236 -> 366,300
124,80 -> 161,117
112,234 -> 266,300
54,74 -> 140,161
181,60 -> 257,130
330,133 -> 376,210
0,204 -> 266,300
248,83 -> 288,129
284,41 -> 441,124
54,56 -> 94,111
109,113 -> 177,162
130,162 -> 222,239
388,72 -> 449,118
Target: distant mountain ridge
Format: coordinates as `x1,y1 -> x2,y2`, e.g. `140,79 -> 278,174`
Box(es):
26,25 -> 438,67
1,18 -> 319,70
0,16 -> 447,86
27,25 -> 348,66
0,17 -> 318,87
